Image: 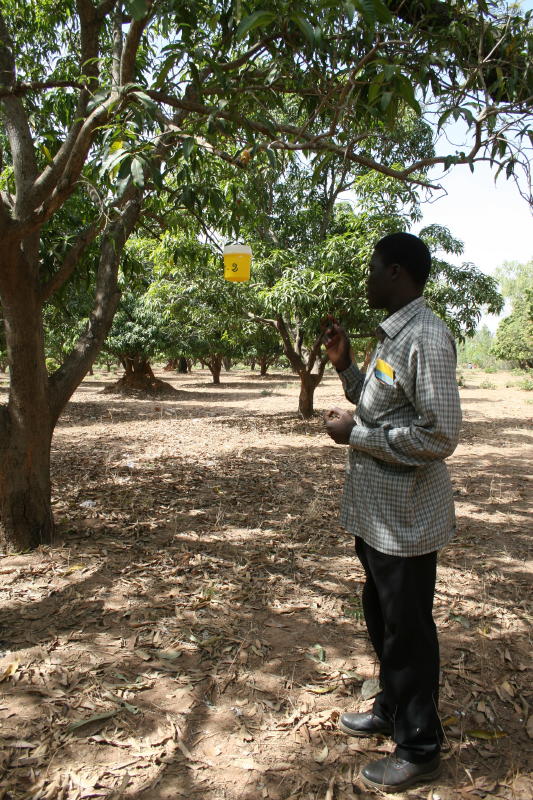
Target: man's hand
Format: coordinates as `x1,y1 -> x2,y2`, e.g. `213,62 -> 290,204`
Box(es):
324,407 -> 355,445
322,317 -> 351,372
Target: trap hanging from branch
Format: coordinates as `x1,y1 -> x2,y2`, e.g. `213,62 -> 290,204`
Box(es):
223,243 -> 252,282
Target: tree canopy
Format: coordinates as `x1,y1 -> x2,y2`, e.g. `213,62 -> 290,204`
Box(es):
492,259 -> 533,368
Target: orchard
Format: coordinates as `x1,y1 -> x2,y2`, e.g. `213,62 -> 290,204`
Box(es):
0,3 -> 532,797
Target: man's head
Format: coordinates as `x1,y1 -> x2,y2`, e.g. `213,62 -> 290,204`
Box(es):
366,232 -> 432,311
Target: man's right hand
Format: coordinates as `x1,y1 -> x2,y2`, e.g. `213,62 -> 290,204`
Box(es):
324,320 -> 351,372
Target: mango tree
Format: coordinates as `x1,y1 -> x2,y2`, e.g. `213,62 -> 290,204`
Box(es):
244,165 -> 504,417
492,261 -> 533,368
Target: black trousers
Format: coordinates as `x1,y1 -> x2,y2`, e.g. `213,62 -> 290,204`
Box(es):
355,536 -> 443,763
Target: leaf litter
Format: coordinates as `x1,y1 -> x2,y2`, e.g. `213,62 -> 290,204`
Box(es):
0,367 -> 531,800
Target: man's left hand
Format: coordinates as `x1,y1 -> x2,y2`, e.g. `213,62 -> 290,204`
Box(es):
324,407 -> 355,444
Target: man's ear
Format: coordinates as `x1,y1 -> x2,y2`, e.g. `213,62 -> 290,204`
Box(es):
389,262 -> 402,280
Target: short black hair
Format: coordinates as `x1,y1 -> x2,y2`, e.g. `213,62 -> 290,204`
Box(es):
374,232 -> 431,287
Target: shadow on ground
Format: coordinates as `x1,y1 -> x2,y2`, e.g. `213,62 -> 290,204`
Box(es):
0,379 -> 531,800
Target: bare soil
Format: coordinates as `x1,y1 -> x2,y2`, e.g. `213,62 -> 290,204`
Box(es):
0,366 -> 531,800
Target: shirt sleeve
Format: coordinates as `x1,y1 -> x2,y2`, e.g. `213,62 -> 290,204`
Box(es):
348,334 -> 462,466
338,361 -> 366,405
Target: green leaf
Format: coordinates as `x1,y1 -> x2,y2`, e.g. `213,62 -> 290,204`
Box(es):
438,108 -> 455,130
131,157 -> 145,188
235,10 -> 276,41
132,91 -> 158,114
182,137 -> 195,160
396,77 -> 421,114
368,77 -> 383,105
265,148 -> 277,169
344,2 -> 356,23
149,163 -> 163,191
124,0 -> 150,21
180,186 -> 196,209
380,91 -> 393,111
373,0 -> 392,24
41,144 -> 53,163
290,14 -> 316,46
358,0 -> 376,28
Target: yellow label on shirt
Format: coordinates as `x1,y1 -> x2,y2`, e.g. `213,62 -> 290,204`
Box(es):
374,358 -> 395,386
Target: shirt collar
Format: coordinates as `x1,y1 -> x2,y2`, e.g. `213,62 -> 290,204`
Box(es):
377,296 -> 426,341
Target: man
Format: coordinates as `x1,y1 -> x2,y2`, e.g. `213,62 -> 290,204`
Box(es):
324,232 -> 461,793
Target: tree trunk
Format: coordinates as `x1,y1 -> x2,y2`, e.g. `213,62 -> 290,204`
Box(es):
0,244 -> 54,550
298,372 -> 321,419
0,421 -> 54,552
111,355 -> 158,390
106,354 -> 175,395
0,196 -> 142,551
258,356 -> 270,376
223,357 -> 232,372
178,357 -> 188,373
204,355 -> 222,385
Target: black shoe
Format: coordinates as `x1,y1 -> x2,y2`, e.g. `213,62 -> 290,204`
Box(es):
360,753 -> 441,792
338,711 -> 392,738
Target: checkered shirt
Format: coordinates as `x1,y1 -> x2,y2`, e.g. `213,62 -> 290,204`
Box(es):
338,296 -> 462,556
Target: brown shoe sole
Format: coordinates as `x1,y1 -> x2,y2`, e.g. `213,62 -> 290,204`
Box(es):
338,719 -> 392,738
360,763 -> 442,792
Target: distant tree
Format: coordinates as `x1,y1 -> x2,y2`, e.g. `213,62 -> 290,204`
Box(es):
147,233 -> 250,386
492,303 -> 533,368
492,260 -> 533,368
458,325 -> 498,369
494,260 -> 533,304
103,288 -> 177,394
243,323 -> 284,376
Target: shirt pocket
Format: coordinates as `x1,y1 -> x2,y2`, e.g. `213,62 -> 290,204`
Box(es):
368,370 -> 402,404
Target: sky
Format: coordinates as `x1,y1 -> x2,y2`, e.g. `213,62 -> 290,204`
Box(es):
417,158 -> 532,331
417,162 -> 531,276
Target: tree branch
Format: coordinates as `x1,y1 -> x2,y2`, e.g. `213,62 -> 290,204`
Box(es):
111,9 -> 123,89
145,90 -> 446,189
120,3 -> 152,84
32,91 -> 123,224
275,315 -> 305,375
0,80 -> 87,98
28,0 -> 110,213
214,37 -> 277,72
0,11 -> 38,218
48,192 -> 143,422
247,312 -> 277,327
39,216 -> 105,302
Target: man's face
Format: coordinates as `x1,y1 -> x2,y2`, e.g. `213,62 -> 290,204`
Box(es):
366,249 -> 394,309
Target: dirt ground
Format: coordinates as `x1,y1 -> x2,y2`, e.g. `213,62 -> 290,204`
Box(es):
0,366 -> 531,800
